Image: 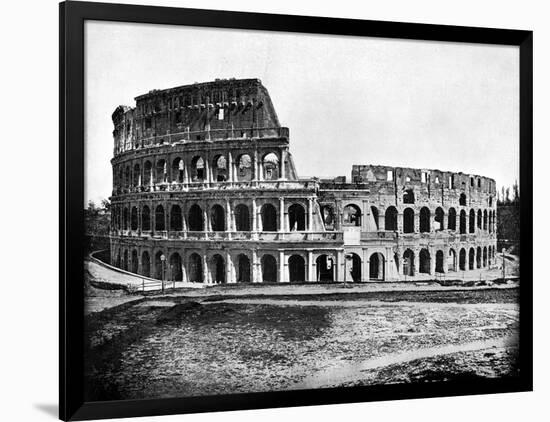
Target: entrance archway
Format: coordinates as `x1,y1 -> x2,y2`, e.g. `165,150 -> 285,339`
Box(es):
316,254 -> 334,282
210,254 -> 225,283
169,253 -> 183,281
261,254 -> 277,283
237,254 -> 251,282
403,249 -> 414,276
369,253 -> 385,280
419,249 -> 430,274
288,203 -> 306,231
435,250 -> 444,273
350,253 -> 361,282
141,251 -> 150,277
447,249 -> 457,272
261,203 -> 278,231
188,253 -> 203,282
288,255 -> 305,282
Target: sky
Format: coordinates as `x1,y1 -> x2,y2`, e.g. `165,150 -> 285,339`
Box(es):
84,20 -> 519,205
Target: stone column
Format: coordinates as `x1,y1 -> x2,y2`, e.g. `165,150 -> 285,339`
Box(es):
278,250 -> 286,283
252,249 -> 259,283
307,250 -> 314,282
253,150 -> 259,182
203,207 -> 209,232
414,211 -> 420,233
182,207 -> 187,239
228,151 -> 234,183
378,213 -> 385,231
443,248 -> 449,273
397,211 -> 404,233
226,200 -> 232,232
308,198 -> 314,231
413,248 -> 420,275
429,247 -> 436,275
205,157 -> 211,186
165,203 -> 169,235
279,197 -> 285,232
336,250 -> 345,282
280,149 -> 286,180
203,254 -> 209,284
225,251 -> 233,283
252,199 -> 258,232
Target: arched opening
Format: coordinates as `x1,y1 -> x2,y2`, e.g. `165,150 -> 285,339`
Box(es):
123,250 -> 129,271
155,159 -> 167,184
476,246 -> 482,269
420,207 -> 430,233
210,204 -> 225,231
262,153 -> 279,180
371,206 -> 379,230
469,248 -> 475,270
384,206 -> 398,231
289,203 -> 306,231
130,207 -> 138,231
369,253 -> 385,280
403,189 -> 415,204
125,166 -> 130,187
403,208 -> 415,233
133,163 -> 140,186
316,254 -> 334,282
236,154 -> 253,181
155,205 -> 165,231
343,204 -> 361,227
188,204 -> 204,231
143,161 -> 152,186
188,253 -> 203,283
123,208 -> 129,230
261,204 -> 277,231
210,254 -> 225,283
141,251 -> 150,277
237,254 -> 251,283
435,207 -> 444,231
235,204 -> 251,231
321,205 -> 335,230
477,210 -> 483,230
460,210 -> 467,234
212,155 -> 228,182
350,253 -> 362,282
154,251 -> 164,280
459,193 -> 467,206
448,208 -> 457,231
483,210 -> 488,231
459,248 -> 467,270
170,205 -> 182,231
191,156 -> 205,182
169,253 -> 183,281
483,247 -> 488,267
469,209 -> 476,233
261,254 -> 277,283
115,251 -> 121,269
172,158 -> 184,183
131,250 -> 138,273
419,249 -> 430,274
435,250 -> 444,273
288,255 -> 306,282
403,249 -> 415,276
448,249 -> 457,272
142,206 -> 151,231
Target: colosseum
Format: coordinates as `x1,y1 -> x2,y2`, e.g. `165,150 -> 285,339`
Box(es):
109,78 -> 498,285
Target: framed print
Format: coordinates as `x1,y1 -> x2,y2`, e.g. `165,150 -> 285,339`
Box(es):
60,1 -> 533,420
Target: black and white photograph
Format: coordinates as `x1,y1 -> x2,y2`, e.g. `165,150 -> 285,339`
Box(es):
81,18 -> 524,403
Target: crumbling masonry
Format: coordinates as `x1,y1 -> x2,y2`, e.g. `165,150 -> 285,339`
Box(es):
109,78 -> 497,283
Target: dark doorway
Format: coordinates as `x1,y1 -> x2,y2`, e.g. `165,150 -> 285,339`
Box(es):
288,255 -> 306,282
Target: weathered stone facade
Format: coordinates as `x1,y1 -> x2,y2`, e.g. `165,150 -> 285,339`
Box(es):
109,78 -> 497,283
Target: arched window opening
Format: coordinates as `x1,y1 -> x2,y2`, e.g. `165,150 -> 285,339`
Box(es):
477,210 -> 483,230
123,250 -> 129,271
435,250 -> 444,273
213,155 -> 227,182
483,247 -> 488,268
123,208 -> 129,230
419,249 -> 430,274
131,250 -> 138,274
237,154 -> 253,181
459,249 -> 467,271
235,204 -> 251,231
384,206 -> 398,231
403,249 -> 415,276
371,206 -> 379,230
447,249 -> 457,272
476,246 -> 482,269
343,204 -> 361,227
469,248 -> 475,270
403,208 -> 415,233
350,253 -> 362,282
369,253 -> 385,281
142,206 -> 151,231
261,204 -> 277,231
155,159 -> 167,184
155,205 -> 165,231
420,207 -> 430,233
459,210 -> 467,234
211,254 -> 225,283
403,189 -> 415,204
483,210 -> 488,231
237,254 -> 251,283
448,208 -> 457,231
210,205 -> 225,231
172,158 -> 184,183
169,253 -> 183,281
130,207 -> 138,231
289,255 -> 306,282
261,255 -> 277,283
469,209 -> 476,233
188,253 -> 203,283
188,204 -> 204,231
133,163 -> 140,186
262,153 -> 279,180
170,205 -> 182,231
154,251 -> 164,280
489,196 -> 493,207
143,161 -> 152,186
289,203 -> 306,231
435,207 -> 444,231
459,193 -> 467,206
321,205 -> 335,230
316,255 -> 334,282
141,251 -> 150,277
191,156 -> 205,182
115,251 -> 121,269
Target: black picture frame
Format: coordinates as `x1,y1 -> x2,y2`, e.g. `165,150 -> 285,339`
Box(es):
60,1 -> 533,420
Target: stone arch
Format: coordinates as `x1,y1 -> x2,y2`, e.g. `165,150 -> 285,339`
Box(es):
154,251 -> 164,280
435,207 -> 444,231
143,161 -> 152,186
155,205 -> 165,231
288,254 -> 306,282
210,204 -> 225,231
419,249 -> 430,274
131,249 -> 138,274
447,249 -> 457,272
477,209 -> 483,230
350,253 -> 362,282
343,204 -> 361,227
123,207 -> 129,230
133,163 -> 140,186
469,248 -> 475,270
321,205 -> 336,230
476,246 -> 482,269
459,248 -> 467,271
384,206 -> 398,231
371,206 -> 380,230
142,205 -> 151,231
420,207 -> 430,233
130,206 -> 138,231
483,210 -> 488,231
188,204 -> 204,231
191,156 -> 205,182
188,253 -> 203,283
261,203 -> 277,231
448,207 -> 457,231
235,204 -> 251,231
261,254 -> 277,283
262,152 -> 279,180
403,189 -> 415,204
403,208 -> 414,233
123,250 -> 129,271
459,193 -> 467,206
141,251 -> 150,277
155,159 -> 167,184
212,154 -> 228,182
172,157 -> 184,183
460,210 -> 467,234
369,252 -> 385,280
236,253 -> 251,283
210,254 -> 225,283
289,203 -> 306,231
236,153 -> 253,181
169,253 -> 183,281
483,247 -> 488,267
469,209 -> 476,233
435,250 -> 444,273
403,249 -> 415,276
170,205 -> 182,231
316,254 -> 334,282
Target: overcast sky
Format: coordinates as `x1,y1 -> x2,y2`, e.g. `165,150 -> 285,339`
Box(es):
84,20 -> 519,205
